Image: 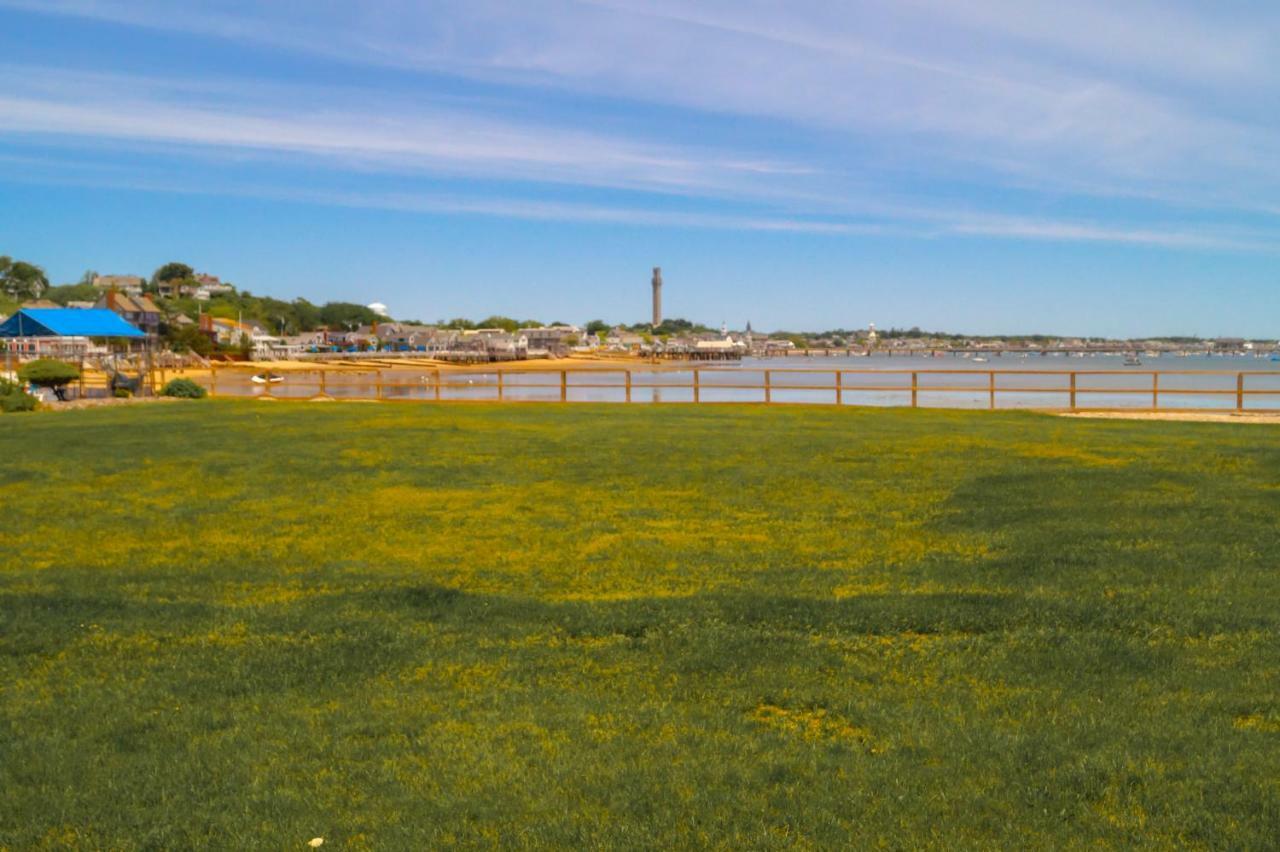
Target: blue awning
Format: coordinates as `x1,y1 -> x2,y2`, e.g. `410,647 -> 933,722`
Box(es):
0,309 -> 146,339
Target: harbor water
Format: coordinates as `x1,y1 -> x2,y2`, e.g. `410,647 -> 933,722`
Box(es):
216,351 -> 1280,410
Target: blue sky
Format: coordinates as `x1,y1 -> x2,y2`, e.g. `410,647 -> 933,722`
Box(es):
1,1 -> 1277,336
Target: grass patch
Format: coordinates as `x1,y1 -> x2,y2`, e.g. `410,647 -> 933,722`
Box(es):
2,402 -> 1279,847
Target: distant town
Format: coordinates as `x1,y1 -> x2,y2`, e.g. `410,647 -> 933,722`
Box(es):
2,255 -> 1274,364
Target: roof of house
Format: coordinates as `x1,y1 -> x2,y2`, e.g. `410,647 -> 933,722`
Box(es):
134,295 -> 161,313
93,274 -> 144,288
0,309 -> 146,339
98,292 -> 142,313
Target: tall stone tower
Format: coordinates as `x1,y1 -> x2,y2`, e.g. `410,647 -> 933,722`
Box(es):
651,267 -> 663,328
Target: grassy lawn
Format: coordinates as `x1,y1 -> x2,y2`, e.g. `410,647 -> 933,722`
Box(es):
2,401 -> 1279,848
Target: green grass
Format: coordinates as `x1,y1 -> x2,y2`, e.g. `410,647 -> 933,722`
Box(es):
3,402 -> 1280,849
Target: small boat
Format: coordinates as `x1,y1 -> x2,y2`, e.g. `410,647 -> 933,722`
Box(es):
972,356 -> 988,363
1123,354 -> 1142,366
1271,354 -> 1280,362
251,372 -> 285,385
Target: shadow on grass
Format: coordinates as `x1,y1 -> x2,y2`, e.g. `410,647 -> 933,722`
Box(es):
0,576 -> 1173,696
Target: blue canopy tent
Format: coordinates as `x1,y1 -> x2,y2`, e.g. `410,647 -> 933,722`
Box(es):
0,308 -> 149,397
0,308 -> 147,340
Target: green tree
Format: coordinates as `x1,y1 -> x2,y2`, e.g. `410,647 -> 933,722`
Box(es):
584,319 -> 610,336
291,299 -> 321,331
318,302 -> 379,330
19,359 -> 79,401
643,317 -> 709,336
152,262 -> 194,286
0,256 -> 50,300
165,324 -> 214,356
479,315 -> 520,333
43,282 -> 99,305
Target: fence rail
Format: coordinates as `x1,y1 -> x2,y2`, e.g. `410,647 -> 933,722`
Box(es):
202,365 -> 1280,412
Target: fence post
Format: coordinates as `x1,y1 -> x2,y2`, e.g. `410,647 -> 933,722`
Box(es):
1152,372 -> 1159,410
1237,372 -> 1245,411
560,370 -> 567,403
988,371 -> 996,410
625,369 -> 632,403
764,370 -> 772,404
693,368 -> 700,403
376,369 -> 383,401
835,370 -> 842,406
497,370 -> 504,402
911,371 -> 918,408
318,369 -> 326,398
210,362 -> 217,397
1069,372 -> 1077,411
434,368 -> 441,402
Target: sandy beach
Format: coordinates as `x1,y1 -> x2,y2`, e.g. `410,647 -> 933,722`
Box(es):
1061,411 -> 1280,424
218,353 -> 670,374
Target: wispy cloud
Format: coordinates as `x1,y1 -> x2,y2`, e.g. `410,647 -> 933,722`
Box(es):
0,66 -> 823,203
945,218 -> 1272,252
4,145 -> 1275,255
6,0 -> 1277,210
1,1 -> 1278,257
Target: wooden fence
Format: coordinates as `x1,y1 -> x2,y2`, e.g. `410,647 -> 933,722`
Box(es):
203,365 -> 1280,412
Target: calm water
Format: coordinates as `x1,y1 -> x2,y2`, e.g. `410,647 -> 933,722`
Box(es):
217,352 -> 1280,410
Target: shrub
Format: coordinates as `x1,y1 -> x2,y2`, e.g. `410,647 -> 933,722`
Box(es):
18,359 -> 79,402
0,388 -> 37,413
2,392 -> 38,412
0,376 -> 38,413
114,387 -> 133,399
161,378 -> 207,399
19,359 -> 79,389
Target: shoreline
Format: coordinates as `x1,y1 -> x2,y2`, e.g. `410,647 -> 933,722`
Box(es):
214,354 -> 676,373
1061,411 -> 1280,424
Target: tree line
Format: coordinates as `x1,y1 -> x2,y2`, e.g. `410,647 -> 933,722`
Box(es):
2,255 -> 386,334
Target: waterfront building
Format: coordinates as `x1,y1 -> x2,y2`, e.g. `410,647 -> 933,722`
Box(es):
92,274 -> 145,296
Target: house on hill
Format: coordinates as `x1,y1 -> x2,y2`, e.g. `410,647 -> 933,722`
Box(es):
96,291 -> 162,337
92,275 -> 145,296
191,273 -> 235,300
198,315 -> 287,358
